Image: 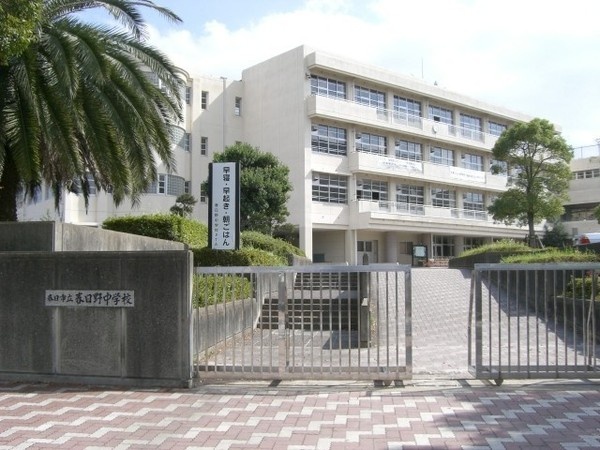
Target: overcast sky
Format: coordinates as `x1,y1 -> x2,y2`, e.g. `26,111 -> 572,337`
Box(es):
119,0 -> 599,147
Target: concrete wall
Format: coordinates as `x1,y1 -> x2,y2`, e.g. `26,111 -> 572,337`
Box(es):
0,223 -> 193,388
0,221 -> 186,252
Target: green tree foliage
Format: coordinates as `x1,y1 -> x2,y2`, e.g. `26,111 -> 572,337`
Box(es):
210,143 -> 292,234
0,0 -> 184,221
542,221 -> 572,248
170,193 -> 197,217
489,118 -> 572,247
0,0 -> 43,65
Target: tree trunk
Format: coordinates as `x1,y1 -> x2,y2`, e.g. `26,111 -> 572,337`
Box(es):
527,211 -> 536,248
0,151 -> 19,221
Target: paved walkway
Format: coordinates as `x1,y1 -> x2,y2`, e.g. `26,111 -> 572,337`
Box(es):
2,268 -> 600,449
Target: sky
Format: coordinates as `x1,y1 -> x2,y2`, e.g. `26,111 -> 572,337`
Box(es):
98,0 -> 600,148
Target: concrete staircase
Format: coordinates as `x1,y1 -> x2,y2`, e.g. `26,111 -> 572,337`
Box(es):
258,271 -> 360,330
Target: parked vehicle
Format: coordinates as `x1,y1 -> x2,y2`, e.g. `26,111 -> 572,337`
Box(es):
574,232 -> 600,246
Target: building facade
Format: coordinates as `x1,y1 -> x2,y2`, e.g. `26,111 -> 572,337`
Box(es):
561,144 -> 600,238
19,45 -> 544,264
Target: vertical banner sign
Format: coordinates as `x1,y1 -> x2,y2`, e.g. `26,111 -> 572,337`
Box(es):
209,162 -> 240,250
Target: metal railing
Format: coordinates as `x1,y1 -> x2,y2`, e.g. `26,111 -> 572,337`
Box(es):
193,264 -> 411,382
469,263 -> 600,384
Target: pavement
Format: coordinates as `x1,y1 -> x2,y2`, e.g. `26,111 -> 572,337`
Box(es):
2,269 -> 600,449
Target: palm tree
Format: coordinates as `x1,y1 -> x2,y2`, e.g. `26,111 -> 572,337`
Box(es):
0,0 -> 184,221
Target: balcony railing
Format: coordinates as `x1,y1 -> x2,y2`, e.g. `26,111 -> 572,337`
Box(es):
308,94 -> 499,147
357,199 -> 490,222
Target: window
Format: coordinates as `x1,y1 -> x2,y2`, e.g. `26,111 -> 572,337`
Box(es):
460,113 -> 483,140
490,159 -> 507,173
488,121 -> 507,136
235,97 -> 242,116
200,185 -> 207,203
184,181 -> 191,194
311,124 -> 347,155
464,237 -> 485,251
431,188 -> 456,208
356,179 -> 388,201
184,133 -> 191,152
573,168 -> 600,179
185,86 -> 192,104
146,174 -> 185,196
395,139 -> 422,161
433,235 -> 455,258
201,90 -> 208,109
171,126 -> 184,148
462,153 -> 483,171
355,86 -> 386,109
356,132 -> 386,155
430,147 -> 454,166
396,184 -> 424,214
200,136 -> 208,155
312,172 -> 348,204
393,96 -> 421,127
463,192 -> 486,220
428,105 -> 453,124
310,76 -> 346,99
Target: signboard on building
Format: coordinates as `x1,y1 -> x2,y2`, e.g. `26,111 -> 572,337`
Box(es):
209,162 -> 240,250
45,290 -> 134,307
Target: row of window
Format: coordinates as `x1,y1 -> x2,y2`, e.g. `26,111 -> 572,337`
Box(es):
310,75 -> 508,136
313,172 -> 487,209
311,124 -> 490,171
572,168 -> 600,179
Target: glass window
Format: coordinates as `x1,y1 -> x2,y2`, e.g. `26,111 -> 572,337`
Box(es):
430,147 -> 454,166
201,136 -> 208,155
170,126 -> 184,148
184,181 -> 190,194
460,113 -> 483,140
201,90 -> 208,109
428,105 -> 453,124
184,133 -> 191,152
356,132 -> 386,155
489,121 -> 507,136
235,97 -> 242,116
355,86 -> 386,109
185,86 -> 191,105
464,237 -> 485,251
462,153 -> 483,171
311,124 -> 347,155
158,174 -> 166,194
200,185 -> 207,203
395,139 -> 422,161
433,235 -> 455,257
463,192 -> 485,220
167,174 -> 185,196
396,184 -> 424,214
312,172 -> 348,204
431,188 -> 456,208
356,179 -> 388,201
393,96 -> 421,127
310,76 -> 346,99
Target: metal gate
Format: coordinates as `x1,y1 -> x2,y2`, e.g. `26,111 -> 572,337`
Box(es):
470,263 -> 600,383
193,264 -> 411,382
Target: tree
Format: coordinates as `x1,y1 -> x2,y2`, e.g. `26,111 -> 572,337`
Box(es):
489,118 -> 572,247
170,193 -> 197,217
0,0 -> 184,221
542,221 -> 571,248
210,143 -> 292,234
0,0 -> 43,65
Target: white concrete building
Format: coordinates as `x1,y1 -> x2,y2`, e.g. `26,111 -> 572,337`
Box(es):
19,45 -> 544,264
561,144 -> 600,238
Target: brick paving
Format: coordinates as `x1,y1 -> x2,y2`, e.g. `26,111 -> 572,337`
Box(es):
2,268 -> 600,449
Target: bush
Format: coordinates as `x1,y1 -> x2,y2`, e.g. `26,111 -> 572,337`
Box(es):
193,274 -> 252,307
193,246 -> 286,267
501,247 -> 600,264
241,230 -> 305,260
564,275 -> 600,300
458,239 -> 532,258
102,214 -> 208,248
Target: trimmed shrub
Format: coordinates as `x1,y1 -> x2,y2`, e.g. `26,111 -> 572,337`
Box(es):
193,246 -> 286,267
501,247 -> 600,264
103,214 -> 208,248
458,239 -> 532,258
241,230 -> 305,260
193,274 -> 252,307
